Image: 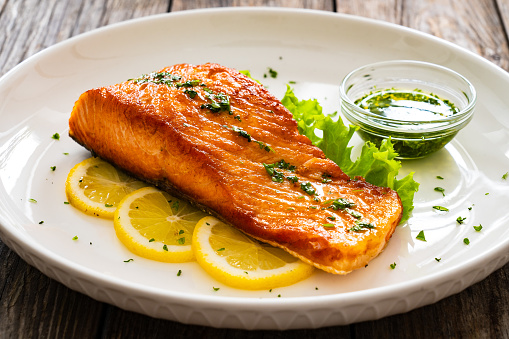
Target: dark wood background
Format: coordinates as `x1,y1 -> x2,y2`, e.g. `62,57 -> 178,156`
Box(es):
1,0 -> 508,338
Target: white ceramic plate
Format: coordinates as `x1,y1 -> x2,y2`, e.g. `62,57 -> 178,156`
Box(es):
0,8 -> 508,330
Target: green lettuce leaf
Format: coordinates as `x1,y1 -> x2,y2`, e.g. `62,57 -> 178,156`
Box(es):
281,86 -> 419,223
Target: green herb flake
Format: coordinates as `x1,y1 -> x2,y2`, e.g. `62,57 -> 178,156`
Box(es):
435,258 -> 441,262
232,126 -> 251,142
38,221 -> 44,224
178,229 -> 185,235
348,221 -> 375,232
105,203 -> 113,208
322,223 -> 335,228
72,236 -> 78,241
177,237 -> 186,245
163,244 -> 168,251
177,270 -> 182,276
432,205 -> 449,212
416,230 -> 427,242
473,224 -> 483,232
149,238 -> 155,242
390,262 -> 397,269
267,68 -> 278,78
456,216 -> 466,224
434,187 -> 445,196
216,247 -> 225,252
123,259 -> 134,263
64,201 -> 70,205
29,198 -> 37,203
300,182 -> 316,195
502,172 -> 508,180
213,287 -> 220,291
52,133 -> 60,140
50,166 -> 56,171
436,175 -> 444,180
63,152 -> 69,155
463,238 -> 470,245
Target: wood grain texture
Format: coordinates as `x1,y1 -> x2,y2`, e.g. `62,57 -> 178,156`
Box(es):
0,0 -> 508,338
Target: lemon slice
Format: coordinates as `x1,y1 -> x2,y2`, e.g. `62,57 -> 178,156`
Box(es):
114,186 -> 208,263
192,216 -> 315,290
65,157 -> 147,219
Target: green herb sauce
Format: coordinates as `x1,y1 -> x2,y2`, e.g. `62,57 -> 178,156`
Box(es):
354,88 -> 460,158
355,89 -> 458,120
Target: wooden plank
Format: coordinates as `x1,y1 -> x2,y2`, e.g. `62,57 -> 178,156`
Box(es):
0,0 -> 169,77
402,0 -> 509,71
171,0 -> 334,11
336,0 -> 402,23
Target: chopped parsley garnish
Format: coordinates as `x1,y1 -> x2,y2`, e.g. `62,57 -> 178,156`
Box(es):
473,224 -> 483,232
348,221 -> 375,232
231,126 -> 251,142
201,92 -> 232,114
52,133 -> 60,140
38,221 -> 44,224
329,198 -> 355,210
163,244 -> 168,251
346,208 -> 362,219
463,238 -> 470,245
171,200 -> 180,211
213,287 -> 220,291
176,79 -> 201,88
327,216 -> 336,221
254,140 -> 274,152
300,182 -> 316,195
50,166 -> 56,171
123,259 -> 134,263
434,187 -> 445,196
321,173 -> 332,183
390,262 -> 397,269
216,247 -> 225,252
178,230 -> 185,235
149,238 -> 155,242
130,71 -> 181,85
184,89 -> 198,99
436,175 -> 444,180
72,236 -> 78,240
177,237 -> 185,245
177,270 -> 182,276
105,203 -> 113,208
456,216 -> 466,224
263,160 -> 298,183
267,67 -> 278,78
416,230 -> 426,241
433,205 -> 449,212
435,258 -> 441,262
322,223 -> 335,228
29,198 -> 37,203
64,201 -> 70,204
503,172 -> 508,180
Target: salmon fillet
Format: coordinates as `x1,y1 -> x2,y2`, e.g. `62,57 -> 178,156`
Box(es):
69,63 -> 402,274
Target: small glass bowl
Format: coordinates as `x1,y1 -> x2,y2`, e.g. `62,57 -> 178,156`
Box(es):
339,60 -> 476,159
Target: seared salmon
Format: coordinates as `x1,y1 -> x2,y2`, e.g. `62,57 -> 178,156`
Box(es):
69,63 -> 402,274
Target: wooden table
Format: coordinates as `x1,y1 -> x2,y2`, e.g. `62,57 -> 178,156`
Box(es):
1,0 -> 508,337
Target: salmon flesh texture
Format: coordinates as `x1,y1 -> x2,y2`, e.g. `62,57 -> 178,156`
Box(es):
68,63 -> 403,274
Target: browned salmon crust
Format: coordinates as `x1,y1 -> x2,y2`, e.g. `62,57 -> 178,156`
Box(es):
68,63 -> 402,274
